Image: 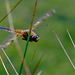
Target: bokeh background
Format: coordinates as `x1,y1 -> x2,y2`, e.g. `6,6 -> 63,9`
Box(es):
0,0 -> 75,75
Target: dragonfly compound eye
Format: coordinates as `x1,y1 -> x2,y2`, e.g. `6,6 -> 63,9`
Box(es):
32,35 -> 40,42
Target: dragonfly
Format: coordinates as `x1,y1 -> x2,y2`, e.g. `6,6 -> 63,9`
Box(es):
0,9 -> 56,49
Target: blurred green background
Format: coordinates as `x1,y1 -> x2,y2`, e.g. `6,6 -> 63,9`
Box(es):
0,0 -> 75,75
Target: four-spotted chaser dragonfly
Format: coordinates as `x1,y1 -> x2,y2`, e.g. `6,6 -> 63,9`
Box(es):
0,9 -> 56,49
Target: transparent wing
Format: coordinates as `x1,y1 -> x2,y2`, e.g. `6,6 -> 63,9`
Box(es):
0,33 -> 17,49
31,9 -> 56,30
33,24 -> 48,31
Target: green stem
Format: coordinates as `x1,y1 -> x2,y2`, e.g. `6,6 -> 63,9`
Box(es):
19,34 -> 30,75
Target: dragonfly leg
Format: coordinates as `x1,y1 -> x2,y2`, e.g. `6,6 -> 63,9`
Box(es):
17,33 -> 23,37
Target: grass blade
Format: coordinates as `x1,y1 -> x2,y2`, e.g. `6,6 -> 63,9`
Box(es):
66,29 -> 75,48
0,55 -> 9,75
5,0 -> 31,74
0,45 -> 18,75
19,35 -> 30,75
37,70 -> 42,75
32,53 -> 44,75
0,0 -> 22,23
53,31 -> 75,70
29,43 -> 38,69
19,0 -> 38,74
14,40 -> 31,75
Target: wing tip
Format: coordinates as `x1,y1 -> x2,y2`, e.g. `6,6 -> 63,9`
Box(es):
51,8 -> 56,14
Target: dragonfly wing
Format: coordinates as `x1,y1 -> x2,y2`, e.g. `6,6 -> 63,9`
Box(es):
0,33 -> 17,49
32,9 -> 56,30
33,24 -> 48,31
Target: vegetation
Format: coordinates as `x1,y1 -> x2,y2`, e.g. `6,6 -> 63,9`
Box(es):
0,0 -> 75,75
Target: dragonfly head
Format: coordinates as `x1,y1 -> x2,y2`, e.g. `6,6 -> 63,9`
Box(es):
31,35 -> 40,42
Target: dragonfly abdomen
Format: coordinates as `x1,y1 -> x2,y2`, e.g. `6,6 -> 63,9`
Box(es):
0,26 -> 11,32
